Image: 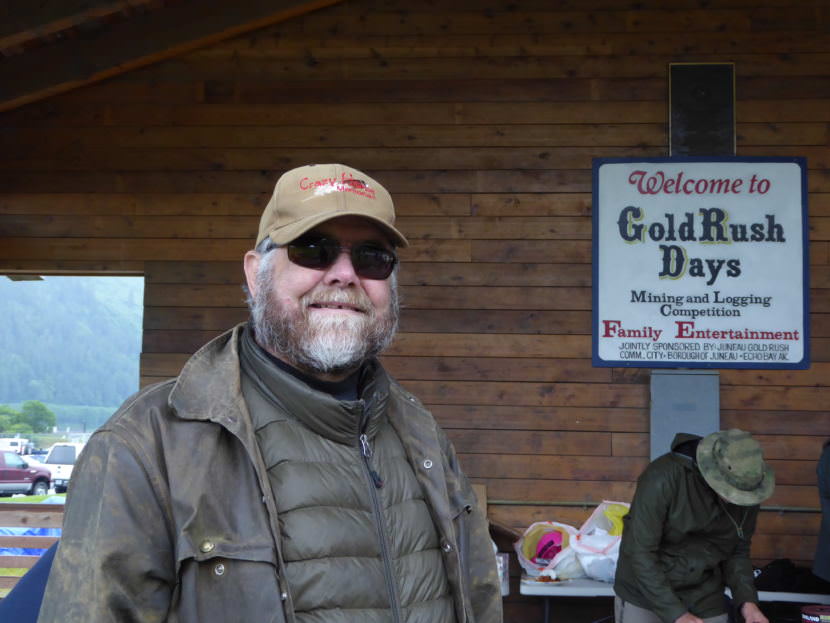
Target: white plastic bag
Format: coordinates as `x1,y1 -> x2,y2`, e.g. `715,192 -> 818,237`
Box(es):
570,500 -> 630,583
513,521 -> 580,578
541,540 -> 587,580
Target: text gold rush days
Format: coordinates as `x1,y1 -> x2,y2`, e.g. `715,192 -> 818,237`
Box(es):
616,206 -> 786,285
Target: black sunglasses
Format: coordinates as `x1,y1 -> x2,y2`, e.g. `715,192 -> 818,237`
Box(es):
286,236 -> 398,280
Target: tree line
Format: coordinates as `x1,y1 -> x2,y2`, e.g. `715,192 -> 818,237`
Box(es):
0,400 -> 57,434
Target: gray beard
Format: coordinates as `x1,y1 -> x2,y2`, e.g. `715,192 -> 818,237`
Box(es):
250,275 -> 399,377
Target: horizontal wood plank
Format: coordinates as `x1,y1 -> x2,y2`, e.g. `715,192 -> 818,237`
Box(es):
0,535 -> 58,549
1,101 -> 671,127
723,410 -> 830,436
475,469 -> 818,508
399,380 -> 649,408
0,214 -> 597,239
135,52 -> 830,82
460,454 -> 649,481
449,430 -> 612,456
721,363 -> 830,387
2,146 -> 663,172
382,356 -> 609,381
0,238 -> 470,263
433,405 -> 647,432
0,555 -> 39,569
0,506 -> 65,528
1,125 -> 666,151
0,190 -> 489,219
486,504 -> 821,536
5,123 -> 828,152
722,386 -> 830,412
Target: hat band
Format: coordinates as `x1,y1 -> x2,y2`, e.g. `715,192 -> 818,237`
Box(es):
722,468 -> 765,492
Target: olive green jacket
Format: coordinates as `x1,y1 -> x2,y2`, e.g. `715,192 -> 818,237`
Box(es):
38,325 -> 502,623
614,433 -> 759,623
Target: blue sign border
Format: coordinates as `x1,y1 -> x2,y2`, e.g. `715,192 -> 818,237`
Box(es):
591,156 -> 810,369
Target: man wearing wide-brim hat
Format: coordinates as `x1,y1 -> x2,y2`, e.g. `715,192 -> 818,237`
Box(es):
614,429 -> 774,623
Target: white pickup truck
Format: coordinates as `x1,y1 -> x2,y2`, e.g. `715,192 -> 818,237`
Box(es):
0,437 -> 32,454
44,442 -> 85,493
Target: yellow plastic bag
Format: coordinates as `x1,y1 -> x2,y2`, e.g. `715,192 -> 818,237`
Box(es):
603,503 -> 630,536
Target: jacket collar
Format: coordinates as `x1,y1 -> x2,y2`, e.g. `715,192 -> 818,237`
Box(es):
168,323 -> 390,446
168,324 -> 249,431
238,325 -> 389,445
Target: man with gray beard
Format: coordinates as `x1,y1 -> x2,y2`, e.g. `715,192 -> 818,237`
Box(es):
39,164 -> 502,623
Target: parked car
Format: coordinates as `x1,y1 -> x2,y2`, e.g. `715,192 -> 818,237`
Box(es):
0,437 -> 32,455
27,448 -> 48,460
0,450 -> 51,496
43,442 -> 85,494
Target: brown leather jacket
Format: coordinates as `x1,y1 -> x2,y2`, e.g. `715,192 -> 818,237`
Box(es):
38,325 -> 502,623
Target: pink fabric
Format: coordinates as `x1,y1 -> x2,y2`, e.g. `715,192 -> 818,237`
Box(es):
534,530 -> 563,562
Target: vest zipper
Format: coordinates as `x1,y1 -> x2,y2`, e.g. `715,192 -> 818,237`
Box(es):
358,427 -> 402,623
360,433 -> 384,489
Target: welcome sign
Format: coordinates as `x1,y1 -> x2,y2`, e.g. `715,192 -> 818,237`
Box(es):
592,157 -> 809,369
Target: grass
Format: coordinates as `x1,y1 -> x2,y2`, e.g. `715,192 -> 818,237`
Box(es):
0,493 -> 65,504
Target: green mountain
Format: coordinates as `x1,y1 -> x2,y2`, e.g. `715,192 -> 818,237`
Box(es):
0,276 -> 143,430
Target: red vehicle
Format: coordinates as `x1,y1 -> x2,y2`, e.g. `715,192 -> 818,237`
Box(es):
0,450 -> 51,496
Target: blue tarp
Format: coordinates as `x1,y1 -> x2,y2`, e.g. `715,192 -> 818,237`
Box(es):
0,527 -> 61,557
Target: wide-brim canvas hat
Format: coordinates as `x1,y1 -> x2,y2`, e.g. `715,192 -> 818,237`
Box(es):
256,163 -> 408,247
696,429 -> 775,506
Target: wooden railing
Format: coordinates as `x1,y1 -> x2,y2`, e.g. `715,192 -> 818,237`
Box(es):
0,503 -> 63,595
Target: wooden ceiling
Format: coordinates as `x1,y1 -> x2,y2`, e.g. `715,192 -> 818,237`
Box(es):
0,0 -> 174,57
0,0 -> 346,113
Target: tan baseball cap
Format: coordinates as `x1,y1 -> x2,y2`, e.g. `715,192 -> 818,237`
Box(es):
256,164 -> 408,247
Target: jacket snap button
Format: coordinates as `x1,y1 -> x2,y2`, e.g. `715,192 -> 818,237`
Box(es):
214,563 -> 225,576
281,592 -> 288,601
423,459 -> 433,469
200,540 -> 215,553
442,542 -> 453,553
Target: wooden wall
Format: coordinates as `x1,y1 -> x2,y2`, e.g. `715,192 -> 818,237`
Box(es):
1,0 -> 829,619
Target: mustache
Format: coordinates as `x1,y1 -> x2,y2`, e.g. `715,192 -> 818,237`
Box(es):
301,288 -> 373,314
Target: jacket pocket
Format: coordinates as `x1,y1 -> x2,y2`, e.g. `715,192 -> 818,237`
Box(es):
175,541 -> 286,623
659,551 -> 709,590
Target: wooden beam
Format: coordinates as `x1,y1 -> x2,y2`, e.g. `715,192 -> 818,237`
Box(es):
0,0 -> 347,113
0,1 -> 160,51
